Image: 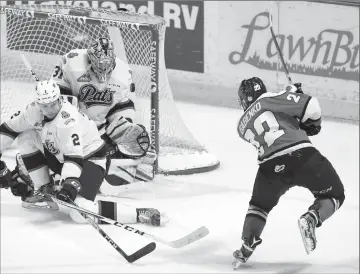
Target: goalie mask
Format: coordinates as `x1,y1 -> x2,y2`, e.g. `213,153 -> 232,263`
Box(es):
87,37 -> 116,83
238,77 -> 267,110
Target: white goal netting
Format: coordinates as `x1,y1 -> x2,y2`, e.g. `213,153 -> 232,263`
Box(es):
0,4 -> 219,175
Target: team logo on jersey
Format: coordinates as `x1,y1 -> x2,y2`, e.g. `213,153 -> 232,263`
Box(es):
274,164 -> 285,173
44,140 -> 60,155
78,84 -> 115,108
65,118 -> 75,125
61,111 -> 70,119
77,73 -> 91,82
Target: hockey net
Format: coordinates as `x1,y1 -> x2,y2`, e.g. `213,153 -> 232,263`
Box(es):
0,4 -> 219,175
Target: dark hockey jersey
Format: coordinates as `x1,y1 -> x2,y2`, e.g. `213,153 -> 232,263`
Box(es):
237,87 -> 321,163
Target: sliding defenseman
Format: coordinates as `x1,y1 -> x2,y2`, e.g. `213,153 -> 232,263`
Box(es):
51,37 -> 156,192
0,80 -> 162,226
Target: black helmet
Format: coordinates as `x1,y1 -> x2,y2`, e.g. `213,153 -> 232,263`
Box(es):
238,77 -> 267,110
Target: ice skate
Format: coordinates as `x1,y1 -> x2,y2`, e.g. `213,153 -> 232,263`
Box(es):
22,191 -> 59,210
136,208 -> 161,226
233,235 -> 262,270
15,153 -> 58,210
13,153 -> 33,187
298,210 -> 318,254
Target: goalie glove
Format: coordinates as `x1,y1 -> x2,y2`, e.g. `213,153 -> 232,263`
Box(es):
106,116 -> 150,159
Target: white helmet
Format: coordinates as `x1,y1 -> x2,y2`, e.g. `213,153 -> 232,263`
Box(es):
36,79 -> 60,104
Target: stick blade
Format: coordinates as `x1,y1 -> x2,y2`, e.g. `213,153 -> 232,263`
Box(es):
170,226 -> 209,248
126,242 -> 156,263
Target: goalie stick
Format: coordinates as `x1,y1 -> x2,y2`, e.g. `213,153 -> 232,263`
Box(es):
48,194 -> 210,248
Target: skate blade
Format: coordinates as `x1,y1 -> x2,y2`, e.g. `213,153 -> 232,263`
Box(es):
22,196 -> 59,211
232,259 -> 242,270
298,218 -> 312,254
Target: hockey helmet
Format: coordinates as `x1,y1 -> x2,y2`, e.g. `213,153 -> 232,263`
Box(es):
87,37 -> 116,83
238,77 -> 267,110
35,79 -> 62,119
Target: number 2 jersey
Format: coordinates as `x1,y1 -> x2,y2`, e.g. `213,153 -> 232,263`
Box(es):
0,101 -> 105,179
52,49 -> 134,128
237,87 -> 322,163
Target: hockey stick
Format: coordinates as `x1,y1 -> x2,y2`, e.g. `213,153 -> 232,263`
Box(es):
48,194 -> 209,248
20,53 -> 40,82
14,153 -> 156,263
68,199 -> 156,263
268,12 -> 293,85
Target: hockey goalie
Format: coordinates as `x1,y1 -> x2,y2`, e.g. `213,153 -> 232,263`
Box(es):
0,79 -> 162,226
51,37 -> 156,191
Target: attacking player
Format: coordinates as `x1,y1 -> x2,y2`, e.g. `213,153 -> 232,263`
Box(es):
232,77 -> 345,269
51,37 -> 156,190
0,79 -> 161,226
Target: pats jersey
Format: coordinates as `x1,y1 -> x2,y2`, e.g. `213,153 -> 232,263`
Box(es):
52,49 -> 134,127
0,101 -> 104,179
237,88 -> 321,163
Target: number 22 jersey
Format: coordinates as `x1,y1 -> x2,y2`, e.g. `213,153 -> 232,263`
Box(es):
237,87 -> 321,163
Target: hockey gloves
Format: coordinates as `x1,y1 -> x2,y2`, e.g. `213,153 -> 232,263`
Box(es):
57,178 -> 82,202
11,181 -> 34,201
300,121 -> 321,136
286,83 -> 303,94
0,160 -> 12,188
0,160 -> 33,201
293,83 -> 303,94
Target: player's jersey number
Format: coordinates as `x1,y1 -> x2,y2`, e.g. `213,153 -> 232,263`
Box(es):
71,134 -> 80,146
52,65 -> 63,79
243,111 -> 284,156
10,111 -> 21,119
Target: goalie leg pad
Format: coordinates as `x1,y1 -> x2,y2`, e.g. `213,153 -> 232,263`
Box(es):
68,195 -> 97,223
96,198 -> 137,224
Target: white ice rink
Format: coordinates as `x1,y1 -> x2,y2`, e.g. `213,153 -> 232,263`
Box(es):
1,102 -> 359,273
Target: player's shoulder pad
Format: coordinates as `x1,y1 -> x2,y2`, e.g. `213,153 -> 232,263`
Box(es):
301,97 -> 321,122
257,89 -> 287,101
56,101 -> 80,128
24,101 -> 44,123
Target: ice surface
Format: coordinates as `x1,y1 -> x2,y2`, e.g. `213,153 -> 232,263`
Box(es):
1,102 -> 359,273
